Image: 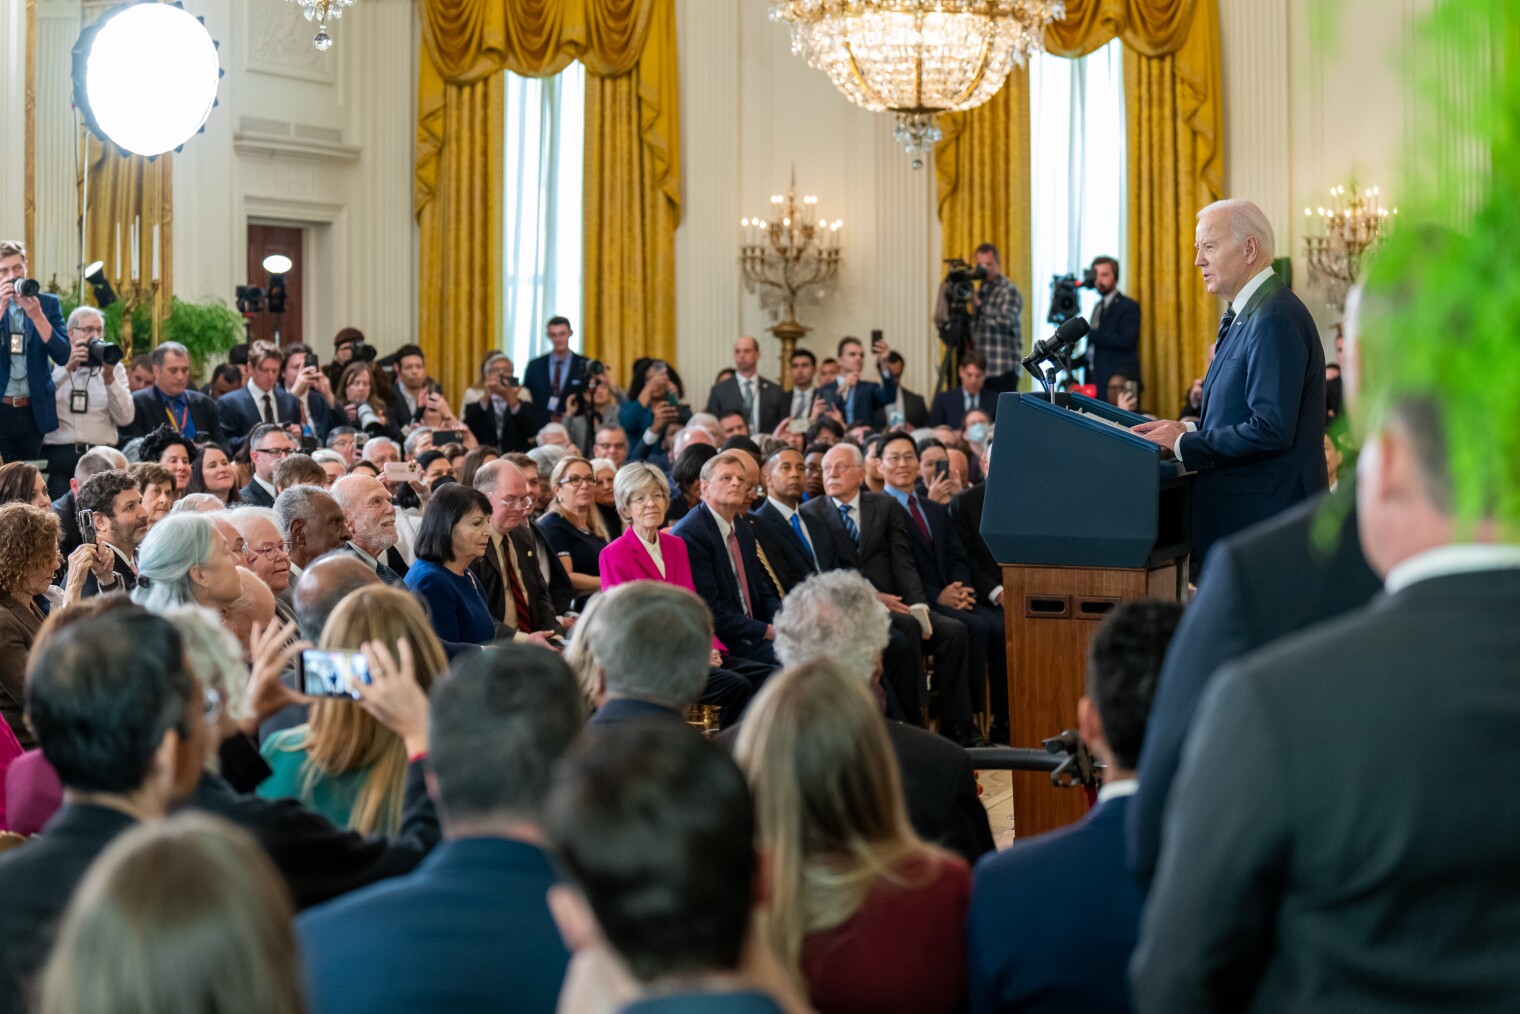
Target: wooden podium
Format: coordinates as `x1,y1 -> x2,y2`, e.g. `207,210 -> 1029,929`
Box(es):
984,393 -> 1192,838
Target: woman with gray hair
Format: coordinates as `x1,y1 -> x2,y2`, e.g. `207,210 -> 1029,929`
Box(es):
131,512 -> 244,613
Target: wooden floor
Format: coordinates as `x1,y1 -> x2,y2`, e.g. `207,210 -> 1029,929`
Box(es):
978,770 -> 1018,851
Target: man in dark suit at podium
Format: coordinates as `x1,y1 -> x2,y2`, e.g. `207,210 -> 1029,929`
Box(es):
1083,255 -> 1142,403
1133,200 -> 1325,570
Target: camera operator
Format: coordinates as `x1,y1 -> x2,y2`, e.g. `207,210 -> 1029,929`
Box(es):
41,307 -> 134,498
325,327 -> 376,392
464,352 -> 535,453
938,243 -> 1023,394
1084,256 -> 1142,404
0,240 -> 71,462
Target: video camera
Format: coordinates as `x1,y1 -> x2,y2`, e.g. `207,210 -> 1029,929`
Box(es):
346,340 -> 377,363
945,258 -> 989,302
1047,266 -> 1098,326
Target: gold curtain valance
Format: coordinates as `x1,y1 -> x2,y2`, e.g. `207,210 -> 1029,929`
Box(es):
1043,0 -> 1198,58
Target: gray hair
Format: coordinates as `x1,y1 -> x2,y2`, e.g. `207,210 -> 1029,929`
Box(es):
171,493 -> 224,514
75,446 -> 126,484
131,513 -> 219,612
588,457 -> 615,476
672,426 -> 714,457
311,449 -> 346,469
226,505 -> 281,531
66,305 -> 105,330
686,411 -> 721,439
1198,199 -> 1275,256
536,422 -> 570,447
164,605 -> 249,721
612,462 -> 669,518
361,437 -> 398,464
699,452 -> 748,482
272,484 -> 336,540
527,444 -> 568,475
150,340 -> 190,367
827,442 -> 865,467
774,570 -> 891,681
403,428 -> 434,458
471,457 -> 525,495
584,582 -> 713,708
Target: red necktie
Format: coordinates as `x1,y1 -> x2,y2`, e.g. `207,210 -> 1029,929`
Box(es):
507,543 -> 534,633
726,528 -> 754,618
552,359 -> 564,396
907,495 -> 932,543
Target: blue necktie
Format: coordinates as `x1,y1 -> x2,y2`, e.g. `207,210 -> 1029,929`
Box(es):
164,392 -> 196,439
837,503 -> 860,547
789,511 -> 816,569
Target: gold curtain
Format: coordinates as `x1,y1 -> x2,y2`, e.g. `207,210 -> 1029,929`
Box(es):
934,0 -> 1222,414
415,0 -> 679,401
936,71 -> 1033,375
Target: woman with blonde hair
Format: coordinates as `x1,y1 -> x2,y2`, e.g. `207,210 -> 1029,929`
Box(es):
735,659 -> 971,1013
536,455 -> 608,610
257,585 -> 446,834
35,812 -> 307,1014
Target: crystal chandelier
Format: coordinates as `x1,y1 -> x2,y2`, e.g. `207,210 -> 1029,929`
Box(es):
770,1 -> 1065,165
1303,183 -> 1397,311
286,0 -> 355,52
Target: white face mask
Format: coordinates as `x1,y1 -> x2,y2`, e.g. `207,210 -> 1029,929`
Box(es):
966,423 -> 989,446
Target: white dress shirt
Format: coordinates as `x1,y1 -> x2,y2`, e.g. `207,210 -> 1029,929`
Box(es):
247,378 -> 280,424
765,495 -> 818,564
735,372 -> 761,432
1383,544 -> 1520,595
636,528 -> 666,578
709,506 -> 744,585
45,363 -> 135,446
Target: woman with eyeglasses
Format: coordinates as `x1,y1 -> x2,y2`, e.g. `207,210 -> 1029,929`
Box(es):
536,456 -> 608,611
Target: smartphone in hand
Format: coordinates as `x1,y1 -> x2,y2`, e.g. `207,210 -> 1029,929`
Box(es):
299,649 -> 372,698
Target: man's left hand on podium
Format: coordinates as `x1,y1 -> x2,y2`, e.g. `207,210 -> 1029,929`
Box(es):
1132,418 -> 1186,459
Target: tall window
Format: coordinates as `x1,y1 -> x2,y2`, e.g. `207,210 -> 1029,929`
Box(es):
1029,39 -> 1126,350
502,63 -> 586,371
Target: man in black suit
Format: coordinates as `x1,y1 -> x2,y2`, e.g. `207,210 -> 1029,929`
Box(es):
949,437 -> 1004,618
215,341 -> 302,452
1133,200 -> 1326,571
522,316 -> 589,429
706,335 -> 786,436
239,422 -> 298,507
750,447 -> 834,595
817,335 -> 899,429
783,347 -> 823,421
929,349 -> 999,429
1132,390 -> 1520,1010
387,343 -> 446,431
0,242 -> 71,462
878,431 -> 1008,741
1083,255 -> 1142,403
462,352 -> 535,452
882,352 -> 931,429
770,570 -> 993,861
671,452 -> 783,669
1127,486 -> 1380,890
469,459 -> 566,644
801,443 -> 983,746
0,611 -> 207,1014
278,343 -> 336,442
297,647 -> 578,1014
118,340 -> 224,446
74,469 -> 148,597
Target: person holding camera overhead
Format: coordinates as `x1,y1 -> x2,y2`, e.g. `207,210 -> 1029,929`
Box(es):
0,240 -> 71,464
41,305 -> 135,499
523,315 -> 589,429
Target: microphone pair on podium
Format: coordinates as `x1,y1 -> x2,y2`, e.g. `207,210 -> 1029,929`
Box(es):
1021,316 -> 1090,373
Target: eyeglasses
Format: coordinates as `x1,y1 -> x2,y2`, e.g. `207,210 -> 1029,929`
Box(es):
226,538 -> 248,557
246,542 -> 287,560
557,475 -> 593,487
627,492 -> 667,507
254,446 -> 295,457
496,494 -> 535,509
203,686 -> 223,726
880,453 -> 918,465
69,326 -> 105,338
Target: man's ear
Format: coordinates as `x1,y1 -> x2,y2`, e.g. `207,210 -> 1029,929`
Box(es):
1077,695 -> 1104,755
548,884 -> 600,953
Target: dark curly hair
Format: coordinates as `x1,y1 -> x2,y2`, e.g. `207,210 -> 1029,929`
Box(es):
138,425 -> 197,469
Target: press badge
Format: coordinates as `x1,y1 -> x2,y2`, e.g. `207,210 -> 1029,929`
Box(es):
70,389 -> 89,414
7,332 -> 22,356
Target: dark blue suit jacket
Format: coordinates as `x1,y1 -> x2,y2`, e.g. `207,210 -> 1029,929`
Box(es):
279,383 -> 335,442
120,385 -> 225,445
968,794 -> 1142,1014
818,372 -> 899,429
929,386 -> 999,429
522,351 -> 589,428
671,503 -> 780,653
215,385 -> 303,451
892,491 -> 972,601
748,499 -> 834,596
1178,274 -> 1326,568
0,292 -> 70,432
1085,292 -> 1142,399
589,697 -> 686,727
297,837 -> 568,1014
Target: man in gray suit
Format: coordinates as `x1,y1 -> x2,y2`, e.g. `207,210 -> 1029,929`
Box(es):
1132,308 -> 1520,1008
705,335 -> 785,436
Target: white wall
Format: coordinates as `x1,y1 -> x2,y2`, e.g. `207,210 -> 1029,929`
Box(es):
675,0 -> 941,399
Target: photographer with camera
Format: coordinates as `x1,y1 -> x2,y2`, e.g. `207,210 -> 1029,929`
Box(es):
0,240 -> 71,463
325,326 -> 377,392
1083,255 -> 1142,405
936,243 -> 1023,394
463,352 -> 535,452
523,316 -> 589,429
41,306 -> 134,498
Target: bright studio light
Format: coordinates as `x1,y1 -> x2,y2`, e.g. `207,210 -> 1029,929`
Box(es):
76,4 -> 220,157
262,254 -> 294,274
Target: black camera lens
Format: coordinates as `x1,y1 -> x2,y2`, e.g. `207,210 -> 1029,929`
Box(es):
86,338 -> 124,367
352,341 -> 377,362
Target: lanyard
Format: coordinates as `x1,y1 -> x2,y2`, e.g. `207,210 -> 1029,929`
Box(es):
161,395 -> 188,432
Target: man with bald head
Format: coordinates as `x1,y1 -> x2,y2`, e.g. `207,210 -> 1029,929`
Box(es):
226,507 -> 296,623
224,566 -> 276,657
1132,199 -> 1326,571
470,459 -> 564,645
331,473 -> 403,585
706,336 -> 785,435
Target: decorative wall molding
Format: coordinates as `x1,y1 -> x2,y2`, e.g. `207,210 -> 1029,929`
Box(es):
233,131 -> 361,165
246,0 -> 339,84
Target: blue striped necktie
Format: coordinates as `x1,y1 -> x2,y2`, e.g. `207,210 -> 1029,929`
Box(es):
837,502 -> 860,547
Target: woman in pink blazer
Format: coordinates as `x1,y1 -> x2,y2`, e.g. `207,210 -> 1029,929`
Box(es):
598,462 -> 726,655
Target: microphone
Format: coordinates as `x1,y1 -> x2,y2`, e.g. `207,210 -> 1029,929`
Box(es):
1021,316 -> 1090,372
